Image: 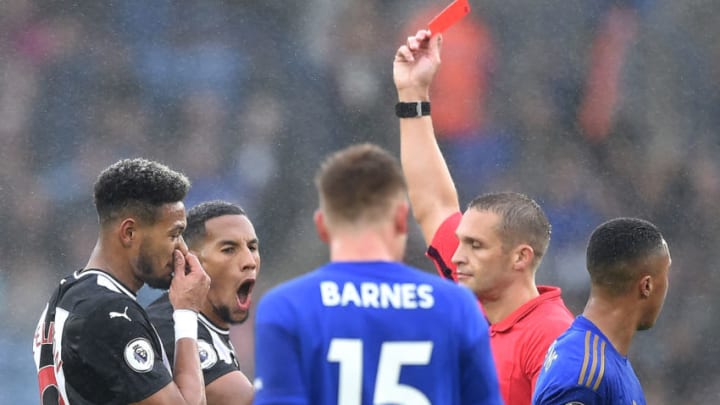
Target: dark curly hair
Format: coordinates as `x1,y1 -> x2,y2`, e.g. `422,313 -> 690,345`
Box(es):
184,200 -> 246,249
93,158 -> 190,225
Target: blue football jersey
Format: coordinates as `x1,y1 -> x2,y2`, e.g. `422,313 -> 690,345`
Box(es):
533,316 -> 646,405
253,261 -> 502,405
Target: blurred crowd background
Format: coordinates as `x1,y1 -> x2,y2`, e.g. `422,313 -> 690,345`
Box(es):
2,0 -> 719,402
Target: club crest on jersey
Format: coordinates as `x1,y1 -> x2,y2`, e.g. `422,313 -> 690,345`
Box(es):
124,338 -> 155,373
543,341 -> 559,371
198,340 -> 217,370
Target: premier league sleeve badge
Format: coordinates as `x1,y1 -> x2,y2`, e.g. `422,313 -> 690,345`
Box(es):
124,338 -> 155,373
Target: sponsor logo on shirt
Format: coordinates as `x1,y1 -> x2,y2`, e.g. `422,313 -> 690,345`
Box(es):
109,306 -> 132,322
543,341 -> 559,371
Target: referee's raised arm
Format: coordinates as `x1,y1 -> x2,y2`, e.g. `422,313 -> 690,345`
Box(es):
394,30 -> 460,246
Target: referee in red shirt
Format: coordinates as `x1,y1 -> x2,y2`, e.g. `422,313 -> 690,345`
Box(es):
393,30 -> 574,405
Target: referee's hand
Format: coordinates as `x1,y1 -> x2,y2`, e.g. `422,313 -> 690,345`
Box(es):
169,249 -> 211,312
394,29 -> 442,101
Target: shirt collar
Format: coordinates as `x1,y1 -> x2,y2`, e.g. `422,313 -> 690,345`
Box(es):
490,285 -> 563,333
199,312 -> 230,335
75,268 -> 137,299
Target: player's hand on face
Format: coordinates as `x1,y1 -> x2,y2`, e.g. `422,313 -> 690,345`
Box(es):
169,249 -> 210,312
393,29 -> 443,98
177,236 -> 190,256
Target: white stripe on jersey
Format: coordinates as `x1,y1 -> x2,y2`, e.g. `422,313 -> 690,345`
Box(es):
54,307 -> 71,404
198,316 -> 236,366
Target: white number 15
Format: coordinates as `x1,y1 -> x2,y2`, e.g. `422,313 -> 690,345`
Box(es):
327,338 -> 433,405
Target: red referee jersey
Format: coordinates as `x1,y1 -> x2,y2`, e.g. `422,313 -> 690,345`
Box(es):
426,212 -> 574,405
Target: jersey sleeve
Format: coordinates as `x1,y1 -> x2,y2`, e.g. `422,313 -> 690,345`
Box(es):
457,287 -> 503,404
197,331 -> 238,385
76,300 -> 172,403
253,292 -> 308,405
425,212 -> 462,281
147,302 -> 177,366
532,383 -> 603,405
147,295 -> 240,386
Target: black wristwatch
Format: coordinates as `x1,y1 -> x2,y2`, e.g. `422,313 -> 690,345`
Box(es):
395,101 -> 431,118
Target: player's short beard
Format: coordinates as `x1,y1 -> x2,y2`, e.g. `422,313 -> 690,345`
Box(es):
138,241 -> 171,290
214,304 -> 248,326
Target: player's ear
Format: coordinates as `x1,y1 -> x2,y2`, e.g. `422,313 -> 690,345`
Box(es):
119,218 -> 137,248
314,209 -> 330,244
512,244 -> 535,272
639,275 -> 652,298
394,200 -> 409,236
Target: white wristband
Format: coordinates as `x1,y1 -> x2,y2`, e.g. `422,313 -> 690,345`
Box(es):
173,309 -> 198,342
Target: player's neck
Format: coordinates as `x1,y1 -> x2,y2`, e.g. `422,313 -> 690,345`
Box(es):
582,297 -> 637,356
482,281 -> 540,324
328,231 -> 401,262
200,300 -> 230,330
85,239 -> 143,293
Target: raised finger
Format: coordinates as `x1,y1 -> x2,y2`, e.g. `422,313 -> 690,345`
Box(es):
407,36 -> 420,51
184,252 -> 204,275
395,45 -> 414,62
172,250 -> 186,279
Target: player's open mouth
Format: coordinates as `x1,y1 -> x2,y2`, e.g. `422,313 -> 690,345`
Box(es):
237,279 -> 255,308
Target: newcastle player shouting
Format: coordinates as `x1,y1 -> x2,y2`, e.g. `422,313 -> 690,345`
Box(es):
148,200 -> 258,405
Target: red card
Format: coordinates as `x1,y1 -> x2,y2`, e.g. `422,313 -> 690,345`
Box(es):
428,0 -> 471,34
